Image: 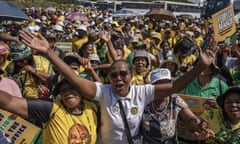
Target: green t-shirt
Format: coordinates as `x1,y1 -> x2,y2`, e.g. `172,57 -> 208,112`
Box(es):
200,109 -> 240,144
230,69 -> 240,86
181,77 -> 228,98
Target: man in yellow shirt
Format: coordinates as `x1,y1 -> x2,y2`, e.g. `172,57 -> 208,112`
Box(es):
194,27 -> 204,48
72,24 -> 88,52
6,44 -> 54,98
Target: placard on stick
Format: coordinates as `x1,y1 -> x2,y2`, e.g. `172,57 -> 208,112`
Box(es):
212,5 -> 236,42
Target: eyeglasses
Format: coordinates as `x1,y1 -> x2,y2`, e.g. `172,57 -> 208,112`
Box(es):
110,71 -> 129,78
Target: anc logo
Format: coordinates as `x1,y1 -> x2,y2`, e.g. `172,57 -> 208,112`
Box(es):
131,107 -> 138,115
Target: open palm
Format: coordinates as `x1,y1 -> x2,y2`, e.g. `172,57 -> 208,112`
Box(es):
19,29 -> 49,53
198,38 -> 218,67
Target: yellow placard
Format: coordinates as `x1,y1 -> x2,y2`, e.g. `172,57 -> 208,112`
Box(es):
176,94 -> 210,140
212,5 -> 236,42
54,42 -> 72,53
178,94 -> 209,116
0,109 -> 42,144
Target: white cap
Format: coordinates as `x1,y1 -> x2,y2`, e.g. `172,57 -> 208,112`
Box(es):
104,18 -> 109,23
76,24 -> 87,32
53,25 -> 64,32
185,31 -> 194,38
35,19 -> 41,23
41,16 -> 47,21
56,21 -> 64,27
88,54 -> 101,63
150,68 -> 171,84
91,14 -> 96,18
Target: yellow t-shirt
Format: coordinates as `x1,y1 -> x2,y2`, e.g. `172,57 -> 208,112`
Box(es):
6,55 -> 54,98
131,70 -> 150,85
200,109 -> 240,143
149,43 -> 160,56
72,37 -> 88,52
42,100 -> 98,144
195,37 -> 204,48
107,46 -> 132,64
1,60 -> 10,71
167,38 -> 176,50
181,54 -> 197,66
200,109 -> 225,133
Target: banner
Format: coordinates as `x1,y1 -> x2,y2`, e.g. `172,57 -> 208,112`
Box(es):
212,5 -> 236,42
178,94 -> 209,116
54,42 -> 72,53
0,109 -> 42,144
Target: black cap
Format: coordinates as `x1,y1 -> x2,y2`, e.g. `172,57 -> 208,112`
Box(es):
52,78 -> 68,97
175,38 -> 194,56
63,52 -> 80,66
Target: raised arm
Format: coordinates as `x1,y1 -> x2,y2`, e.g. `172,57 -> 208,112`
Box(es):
0,90 -> 28,118
232,40 -> 240,58
0,33 -> 20,43
154,38 -> 219,99
23,65 -> 51,82
19,29 -> 97,98
99,31 -> 121,61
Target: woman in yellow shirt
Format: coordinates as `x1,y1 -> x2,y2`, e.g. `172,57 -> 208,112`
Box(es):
131,50 -> 151,85
0,78 -> 98,144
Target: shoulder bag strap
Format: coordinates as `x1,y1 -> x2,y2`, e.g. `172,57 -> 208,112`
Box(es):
118,100 -> 134,144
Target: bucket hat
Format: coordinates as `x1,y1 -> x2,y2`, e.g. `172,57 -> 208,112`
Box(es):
10,43 -> 32,61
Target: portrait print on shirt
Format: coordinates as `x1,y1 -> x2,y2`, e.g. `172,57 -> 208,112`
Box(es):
68,124 -> 91,144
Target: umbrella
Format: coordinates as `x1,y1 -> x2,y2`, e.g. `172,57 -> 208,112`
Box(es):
145,8 -> 176,21
65,12 -> 89,21
0,1 -> 29,21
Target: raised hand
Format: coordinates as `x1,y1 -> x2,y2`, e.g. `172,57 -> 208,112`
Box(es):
23,65 -> 36,73
204,98 -> 219,109
19,29 -> 50,54
191,128 -> 215,140
198,37 -> 219,67
98,30 -> 111,42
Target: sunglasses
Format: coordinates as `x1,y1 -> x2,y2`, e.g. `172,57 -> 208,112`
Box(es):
110,71 -> 129,78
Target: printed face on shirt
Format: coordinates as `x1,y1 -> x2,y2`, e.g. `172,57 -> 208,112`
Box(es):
59,81 -> 81,110
224,93 -> 240,124
109,61 -> 131,97
68,124 -> 91,144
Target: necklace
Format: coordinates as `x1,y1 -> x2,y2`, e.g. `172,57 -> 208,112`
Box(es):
151,97 -> 169,115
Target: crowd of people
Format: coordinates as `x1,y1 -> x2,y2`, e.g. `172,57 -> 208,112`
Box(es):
0,4 -> 239,144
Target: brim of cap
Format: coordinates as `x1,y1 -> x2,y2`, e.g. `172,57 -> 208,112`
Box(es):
180,50 -> 192,57
160,60 -> 179,72
151,77 -> 170,84
12,55 -> 32,61
151,78 -> 160,84
63,56 -> 80,65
